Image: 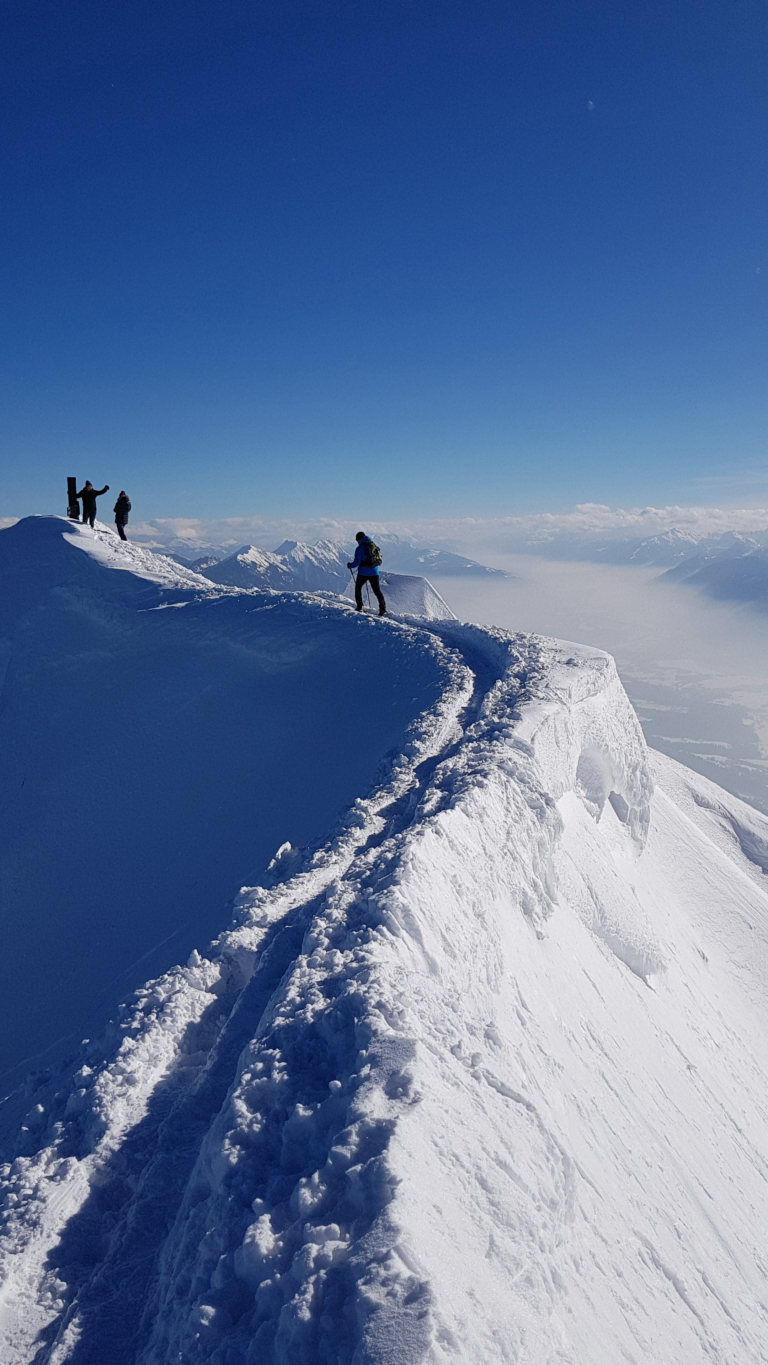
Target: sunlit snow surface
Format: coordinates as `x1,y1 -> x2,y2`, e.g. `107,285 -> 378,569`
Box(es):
342,571 -> 456,620
1,520 -> 768,1363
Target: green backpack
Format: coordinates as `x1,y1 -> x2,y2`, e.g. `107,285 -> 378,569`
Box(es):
364,539 -> 383,568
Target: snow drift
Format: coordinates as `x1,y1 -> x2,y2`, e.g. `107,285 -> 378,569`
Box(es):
343,572 -> 456,620
1,518 -> 768,1364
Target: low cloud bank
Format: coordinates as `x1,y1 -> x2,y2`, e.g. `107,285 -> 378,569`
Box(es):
473,502 -> 768,544
434,557 -> 768,814
113,502 -> 768,559
7,502 -> 768,558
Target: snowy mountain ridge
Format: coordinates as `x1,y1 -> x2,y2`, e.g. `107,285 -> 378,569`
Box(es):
1,519 -> 768,1363
189,535 -> 506,594
200,542 -> 296,589
198,537 -> 457,618
504,521 -> 768,610
504,522 -> 768,567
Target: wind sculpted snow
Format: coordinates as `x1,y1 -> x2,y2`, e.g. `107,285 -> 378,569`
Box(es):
2,519 -> 768,1363
343,573 -> 456,621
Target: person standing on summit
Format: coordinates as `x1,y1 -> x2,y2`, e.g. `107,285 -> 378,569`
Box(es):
77,480 -> 109,528
348,531 -> 387,616
113,491 -> 131,540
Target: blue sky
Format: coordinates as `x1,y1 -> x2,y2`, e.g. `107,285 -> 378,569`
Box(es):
1,0 -> 766,520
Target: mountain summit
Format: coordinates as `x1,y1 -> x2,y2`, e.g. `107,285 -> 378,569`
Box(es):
1,517 -> 767,1364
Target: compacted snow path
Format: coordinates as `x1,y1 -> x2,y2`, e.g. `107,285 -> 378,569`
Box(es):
1,518 -> 768,1364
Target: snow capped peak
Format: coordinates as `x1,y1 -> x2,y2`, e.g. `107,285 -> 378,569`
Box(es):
276,537 -> 346,562
199,543 -> 292,588
275,538 -> 351,585
196,535 -> 468,610
233,543 -> 272,560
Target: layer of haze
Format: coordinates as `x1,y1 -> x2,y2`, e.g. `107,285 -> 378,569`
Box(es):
434,556 -> 768,814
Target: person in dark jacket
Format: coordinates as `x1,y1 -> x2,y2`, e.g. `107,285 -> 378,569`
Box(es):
348,531 -> 387,615
114,491 -> 131,540
77,481 -> 109,528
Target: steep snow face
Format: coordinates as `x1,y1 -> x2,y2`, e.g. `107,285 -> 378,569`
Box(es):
273,539 -> 353,590
344,571 -> 457,620
0,518 -> 457,1087
2,526 -> 768,1364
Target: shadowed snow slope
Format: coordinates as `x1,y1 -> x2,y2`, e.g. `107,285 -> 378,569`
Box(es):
0,518 -> 454,1088
1,521 -> 768,1364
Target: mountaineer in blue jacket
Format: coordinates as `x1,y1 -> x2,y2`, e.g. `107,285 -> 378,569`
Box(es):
348,532 -> 387,616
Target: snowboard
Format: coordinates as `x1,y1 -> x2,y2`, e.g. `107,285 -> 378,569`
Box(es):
67,477 -> 80,520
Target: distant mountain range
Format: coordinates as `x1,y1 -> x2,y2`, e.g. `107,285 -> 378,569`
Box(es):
164,534 -> 509,593
658,539 -> 768,607
511,525 -> 768,611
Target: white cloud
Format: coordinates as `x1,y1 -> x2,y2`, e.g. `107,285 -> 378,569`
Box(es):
475,503 -> 768,542
433,556 -> 768,813
5,503 -> 768,558
120,503 -> 768,559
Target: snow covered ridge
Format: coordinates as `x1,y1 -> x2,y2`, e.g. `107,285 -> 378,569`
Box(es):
0,517 -> 463,1091
3,520 -> 768,1362
187,535 -> 505,594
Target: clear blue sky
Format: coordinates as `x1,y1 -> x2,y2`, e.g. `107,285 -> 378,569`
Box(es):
1,0 -> 766,520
